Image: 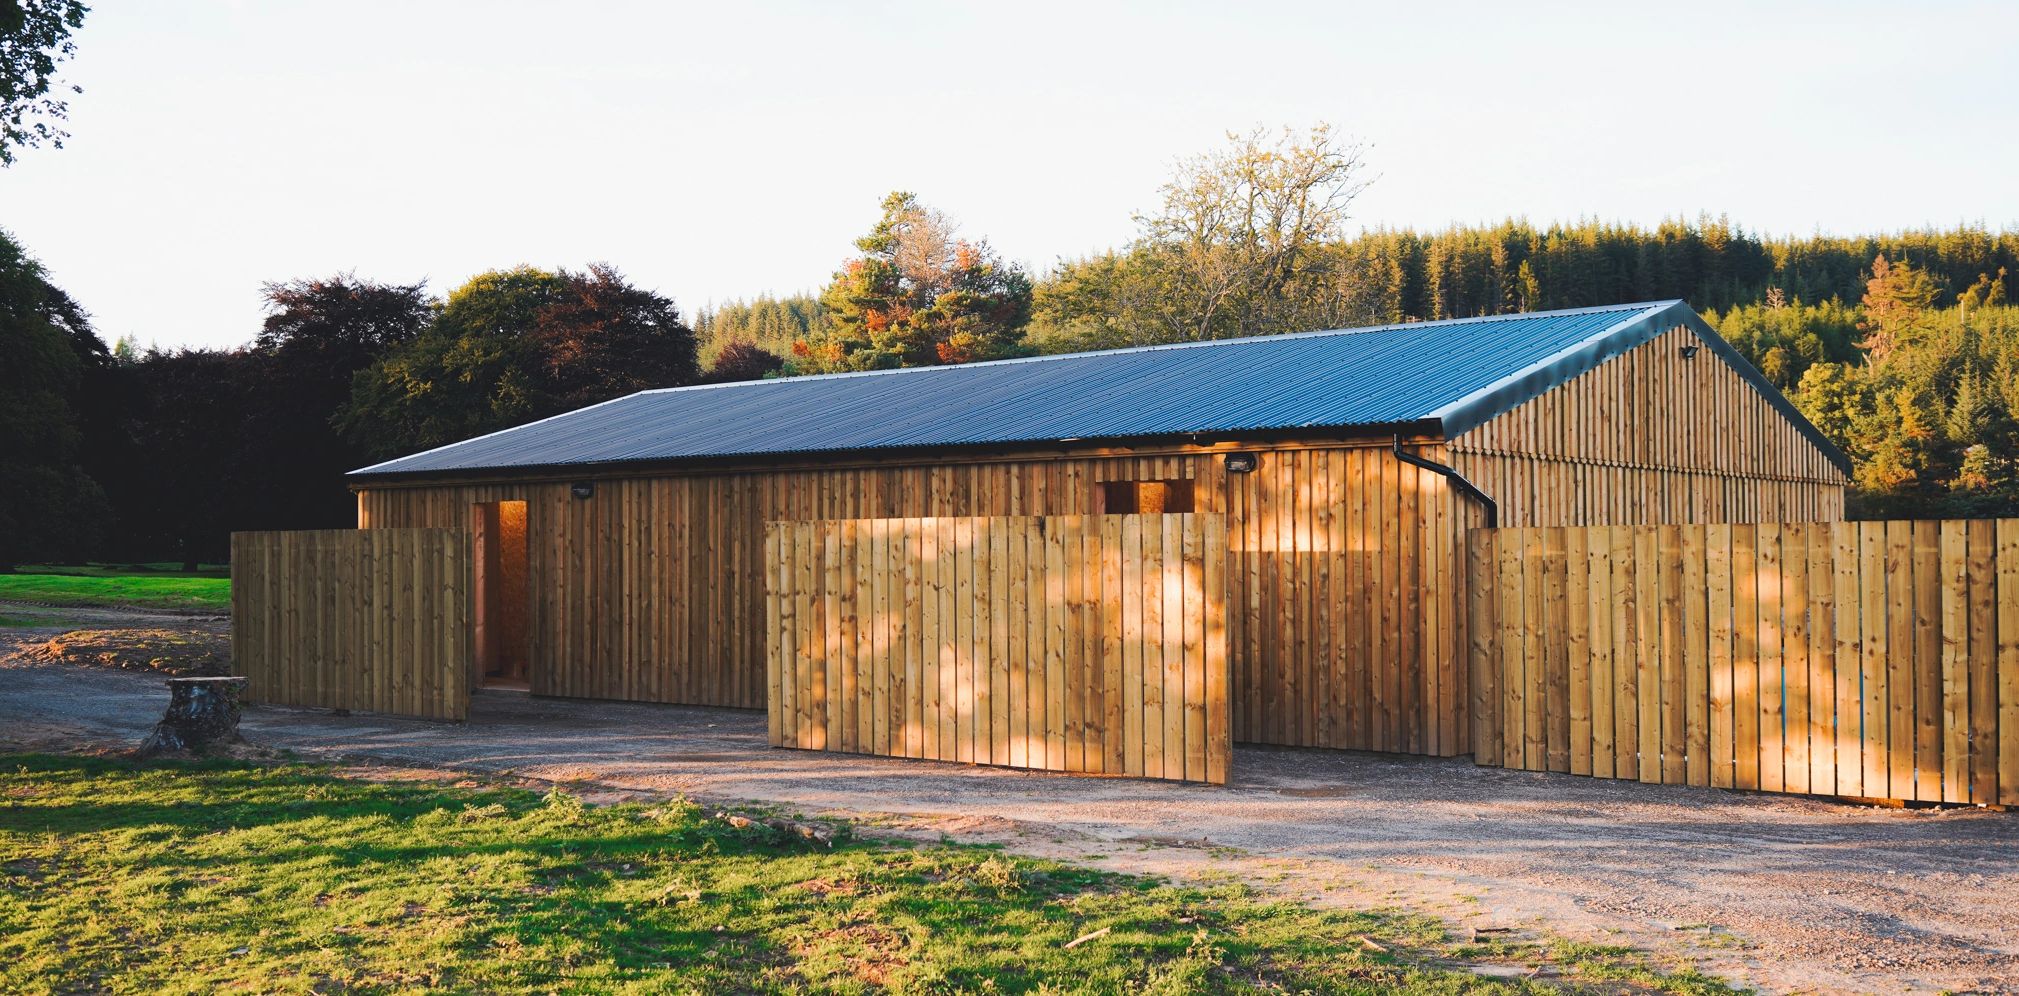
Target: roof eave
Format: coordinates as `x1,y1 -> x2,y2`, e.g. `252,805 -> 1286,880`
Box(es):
342,419 -> 1449,486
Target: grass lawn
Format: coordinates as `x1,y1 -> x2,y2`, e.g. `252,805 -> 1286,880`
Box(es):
0,572 -> 230,613
0,756 -> 1737,995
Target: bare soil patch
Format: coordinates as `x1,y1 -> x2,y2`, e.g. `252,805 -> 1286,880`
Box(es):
18,627 -> 229,677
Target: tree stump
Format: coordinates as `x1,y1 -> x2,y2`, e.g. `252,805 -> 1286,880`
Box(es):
139,676 -> 248,756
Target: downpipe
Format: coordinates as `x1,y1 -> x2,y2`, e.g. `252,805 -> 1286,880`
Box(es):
1391,435 -> 1498,529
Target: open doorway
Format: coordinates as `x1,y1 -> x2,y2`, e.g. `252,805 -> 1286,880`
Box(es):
473,500 -> 531,690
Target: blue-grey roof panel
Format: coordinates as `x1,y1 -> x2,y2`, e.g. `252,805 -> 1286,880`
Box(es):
350,301 -> 1851,478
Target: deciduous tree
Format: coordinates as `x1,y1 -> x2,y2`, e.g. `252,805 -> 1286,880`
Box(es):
343,265 -> 697,457
0,228 -> 106,568
0,0 -> 87,165
790,192 -> 1032,372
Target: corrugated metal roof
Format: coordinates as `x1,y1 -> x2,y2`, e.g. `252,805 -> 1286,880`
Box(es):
350,300 -> 1851,478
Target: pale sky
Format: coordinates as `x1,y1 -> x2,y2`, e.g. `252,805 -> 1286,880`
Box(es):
3,1 -> 2014,351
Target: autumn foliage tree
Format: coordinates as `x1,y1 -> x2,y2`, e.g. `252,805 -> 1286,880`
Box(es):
342,264 -> 698,458
789,192 -> 1032,372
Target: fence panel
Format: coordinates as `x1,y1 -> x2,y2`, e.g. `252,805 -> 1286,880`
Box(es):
765,514 -> 1230,784
1468,519 -> 2019,805
232,528 -> 471,721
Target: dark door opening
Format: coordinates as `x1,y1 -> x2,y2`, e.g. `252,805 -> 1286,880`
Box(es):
473,500 -> 531,690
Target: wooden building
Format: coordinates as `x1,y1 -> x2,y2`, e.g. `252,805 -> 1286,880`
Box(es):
344,301 -> 1848,760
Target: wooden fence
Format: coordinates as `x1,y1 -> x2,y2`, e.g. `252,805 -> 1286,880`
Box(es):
1466,520 -> 2019,805
764,515 -> 1230,784
232,529 -> 472,721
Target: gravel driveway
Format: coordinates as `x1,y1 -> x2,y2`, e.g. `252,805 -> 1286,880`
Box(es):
4,639 -> 2015,995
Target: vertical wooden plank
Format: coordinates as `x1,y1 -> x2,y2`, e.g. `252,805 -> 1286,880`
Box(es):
1913,520 -> 1941,800
994,518 -> 1015,767
765,523 -> 783,747
1162,514 -> 1186,780
1259,453 -> 1283,747
1122,514 -> 1144,777
968,516 -> 988,764
1682,524 -> 1710,787
873,518 -> 892,757
1006,518 -> 1029,770
1101,513 -> 1125,774
1806,522 -> 1835,796
1467,529 -> 1502,767
1205,514 -> 1231,785
1659,524 -> 1687,785
1782,523 -> 1812,795
792,519 -> 813,745
1862,521 -> 1890,798
1636,526 -> 1661,784
1380,451 -> 1402,751
903,519 -> 923,760
1588,526 -> 1616,780
830,519 -> 851,752
1966,519 -> 1996,804
1523,529 -> 1549,770
1498,527 -> 1525,768
1141,514 -> 1166,779
1939,519 -> 1969,803
1183,515 -> 1207,782
1502,529 -> 1526,767
919,518 -> 940,761
1756,523 -> 1784,793
840,517 -> 862,753
1832,522 -> 1861,798
1046,516 -> 1069,771
1064,514 -> 1086,772
1997,519 -> 2019,806
945,516 -> 964,763
1565,527 -> 1591,776
1707,523 -> 1735,789
1885,520 -> 1915,797
1611,525 -> 1637,777
1733,523 -> 1760,791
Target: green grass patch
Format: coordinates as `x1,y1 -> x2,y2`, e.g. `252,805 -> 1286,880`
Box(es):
0,573 -> 229,612
0,755 -> 1739,994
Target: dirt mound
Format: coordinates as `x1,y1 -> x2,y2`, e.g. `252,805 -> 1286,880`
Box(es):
24,628 -> 230,677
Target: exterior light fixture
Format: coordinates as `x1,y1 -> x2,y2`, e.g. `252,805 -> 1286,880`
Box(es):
1224,452 -> 1259,474
1680,344 -> 1701,359
570,481 -> 595,499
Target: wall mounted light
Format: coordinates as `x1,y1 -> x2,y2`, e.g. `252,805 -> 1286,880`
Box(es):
1679,344 -> 1701,359
1224,452 -> 1260,474
570,481 -> 595,499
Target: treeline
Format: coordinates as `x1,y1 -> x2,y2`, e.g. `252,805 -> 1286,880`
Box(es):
1273,219 -> 2017,324
0,243 -> 725,569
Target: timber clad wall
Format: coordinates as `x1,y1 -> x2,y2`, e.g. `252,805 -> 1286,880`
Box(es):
1449,325 -> 1847,527
351,324 -> 1848,756
357,441 -> 1468,755
1467,520 -> 2019,805
764,515 -> 1231,784
232,529 -> 471,721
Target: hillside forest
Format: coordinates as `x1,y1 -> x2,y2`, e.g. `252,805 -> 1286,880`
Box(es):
6,126 -> 2017,569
